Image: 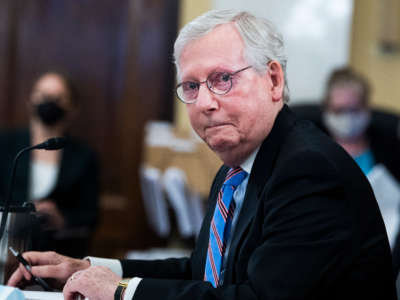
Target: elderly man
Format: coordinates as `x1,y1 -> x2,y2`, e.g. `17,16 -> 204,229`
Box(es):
8,9 -> 396,300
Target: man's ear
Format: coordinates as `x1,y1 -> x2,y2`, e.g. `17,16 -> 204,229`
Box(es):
267,61 -> 284,102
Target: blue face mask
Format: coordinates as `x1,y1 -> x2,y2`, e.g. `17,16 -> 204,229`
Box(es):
323,110 -> 370,140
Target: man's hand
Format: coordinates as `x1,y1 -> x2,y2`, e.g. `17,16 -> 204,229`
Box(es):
7,251 -> 90,289
63,266 -> 121,300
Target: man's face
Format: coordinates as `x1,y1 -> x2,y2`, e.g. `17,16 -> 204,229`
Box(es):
178,23 -> 284,166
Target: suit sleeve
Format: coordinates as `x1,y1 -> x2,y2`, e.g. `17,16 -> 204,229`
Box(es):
121,257 -> 192,279
125,151 -> 354,300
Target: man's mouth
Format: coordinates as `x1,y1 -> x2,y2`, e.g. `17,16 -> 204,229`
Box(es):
205,122 -> 232,130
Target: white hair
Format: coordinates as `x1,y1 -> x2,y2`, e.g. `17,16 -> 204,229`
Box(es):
173,9 -> 290,103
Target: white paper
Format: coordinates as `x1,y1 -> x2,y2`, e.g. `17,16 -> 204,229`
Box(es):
22,290 -> 88,300
367,164 -> 400,248
140,166 -> 171,237
22,291 -> 64,300
163,167 -> 205,238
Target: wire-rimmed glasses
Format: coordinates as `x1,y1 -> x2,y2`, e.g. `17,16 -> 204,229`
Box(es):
175,66 -> 252,104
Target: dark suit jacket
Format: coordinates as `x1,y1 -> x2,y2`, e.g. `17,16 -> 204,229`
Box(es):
121,106 -> 396,300
0,129 -> 99,257
291,104 -> 400,276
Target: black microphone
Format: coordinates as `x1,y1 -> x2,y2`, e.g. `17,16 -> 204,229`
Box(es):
32,136 -> 67,150
0,137 -> 67,241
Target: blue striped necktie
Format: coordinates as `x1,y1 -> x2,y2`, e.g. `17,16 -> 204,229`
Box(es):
204,167 -> 247,287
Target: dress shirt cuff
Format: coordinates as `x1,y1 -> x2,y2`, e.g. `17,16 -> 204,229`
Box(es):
123,277 -> 142,300
84,256 -> 123,277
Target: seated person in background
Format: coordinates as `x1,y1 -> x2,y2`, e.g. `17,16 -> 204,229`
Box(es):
322,67 -> 400,274
323,67 -> 400,179
7,10 -> 396,300
0,72 -> 100,258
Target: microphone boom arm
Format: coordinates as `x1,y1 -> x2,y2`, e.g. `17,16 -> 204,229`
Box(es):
0,146 -> 37,241
0,137 -> 67,241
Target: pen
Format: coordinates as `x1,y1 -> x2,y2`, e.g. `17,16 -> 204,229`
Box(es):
9,246 -> 52,291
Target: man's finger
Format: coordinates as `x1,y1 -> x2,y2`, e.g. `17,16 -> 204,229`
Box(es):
20,264 -> 33,280
7,264 -> 32,287
31,264 -> 68,280
23,251 -> 63,266
63,277 -> 82,300
7,269 -> 24,287
63,289 -> 76,300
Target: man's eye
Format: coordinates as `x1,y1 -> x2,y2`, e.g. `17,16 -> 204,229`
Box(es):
183,82 -> 199,91
210,72 -> 231,91
189,82 -> 198,90
221,73 -> 231,82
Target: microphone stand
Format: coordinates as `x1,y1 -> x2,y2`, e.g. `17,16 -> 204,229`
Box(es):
0,137 -> 67,241
0,146 -> 38,241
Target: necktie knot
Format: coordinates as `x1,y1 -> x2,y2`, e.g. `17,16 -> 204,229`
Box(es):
224,167 -> 247,188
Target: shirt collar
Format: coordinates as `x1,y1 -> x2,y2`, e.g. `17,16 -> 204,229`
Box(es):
240,146 -> 260,174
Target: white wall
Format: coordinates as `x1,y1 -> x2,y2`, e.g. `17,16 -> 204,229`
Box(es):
212,0 -> 354,104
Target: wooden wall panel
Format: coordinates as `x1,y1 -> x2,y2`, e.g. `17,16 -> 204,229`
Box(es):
0,0 -> 179,257
0,0 -> 19,127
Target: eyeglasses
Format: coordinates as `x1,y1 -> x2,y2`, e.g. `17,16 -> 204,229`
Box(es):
175,66 -> 252,104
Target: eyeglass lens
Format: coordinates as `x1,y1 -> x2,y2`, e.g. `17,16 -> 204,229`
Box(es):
176,66 -> 251,103
180,82 -> 200,101
178,72 -> 232,102
207,72 -> 231,94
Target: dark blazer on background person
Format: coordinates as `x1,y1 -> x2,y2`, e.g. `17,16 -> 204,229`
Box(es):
0,129 -> 100,257
119,106 -> 396,300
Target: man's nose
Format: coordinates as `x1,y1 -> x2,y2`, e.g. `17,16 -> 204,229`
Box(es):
196,85 -> 218,112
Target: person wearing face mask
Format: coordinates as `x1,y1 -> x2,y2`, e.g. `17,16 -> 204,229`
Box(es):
323,68 -> 375,174
0,72 -> 100,258
323,67 -> 400,276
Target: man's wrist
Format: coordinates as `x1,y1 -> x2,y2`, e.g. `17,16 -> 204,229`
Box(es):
115,279 -> 130,300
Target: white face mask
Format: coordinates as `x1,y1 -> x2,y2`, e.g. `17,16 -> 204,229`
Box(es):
323,111 -> 371,140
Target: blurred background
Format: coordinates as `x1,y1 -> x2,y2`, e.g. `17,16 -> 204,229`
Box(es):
0,0 -> 399,260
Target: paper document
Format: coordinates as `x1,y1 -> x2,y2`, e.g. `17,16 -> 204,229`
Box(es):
22,290 -> 89,300
22,291 -> 64,300
367,164 -> 400,248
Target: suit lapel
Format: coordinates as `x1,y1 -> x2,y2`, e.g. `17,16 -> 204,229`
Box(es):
224,105 -> 297,284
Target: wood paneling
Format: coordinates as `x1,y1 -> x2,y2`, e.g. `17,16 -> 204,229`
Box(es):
0,0 -> 179,257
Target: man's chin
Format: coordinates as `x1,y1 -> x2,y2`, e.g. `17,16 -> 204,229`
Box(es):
208,143 -> 246,166
206,138 -> 239,155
